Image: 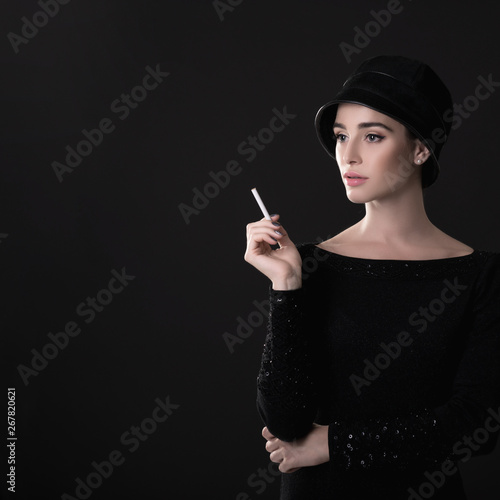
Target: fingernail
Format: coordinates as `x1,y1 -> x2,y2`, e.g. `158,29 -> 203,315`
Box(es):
272,222 -> 281,227
270,213 -> 278,217
274,230 -> 283,236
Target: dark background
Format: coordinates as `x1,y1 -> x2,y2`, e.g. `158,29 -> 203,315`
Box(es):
3,1 -> 500,498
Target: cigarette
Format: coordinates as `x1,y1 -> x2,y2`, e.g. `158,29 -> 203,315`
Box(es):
251,188 -> 272,220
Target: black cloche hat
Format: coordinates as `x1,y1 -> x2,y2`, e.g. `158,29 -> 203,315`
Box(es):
315,55 -> 454,188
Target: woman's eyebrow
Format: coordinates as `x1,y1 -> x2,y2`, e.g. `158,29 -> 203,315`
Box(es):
333,121 -> 394,132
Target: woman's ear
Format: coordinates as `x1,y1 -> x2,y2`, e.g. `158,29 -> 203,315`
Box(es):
412,138 -> 431,165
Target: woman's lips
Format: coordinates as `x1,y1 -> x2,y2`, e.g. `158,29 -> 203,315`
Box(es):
344,171 -> 368,186
345,177 -> 368,186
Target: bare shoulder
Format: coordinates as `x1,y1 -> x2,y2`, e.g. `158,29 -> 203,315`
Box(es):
431,233 -> 474,257
316,226 -> 352,248
315,226 -> 362,255
315,227 -> 474,259
424,225 -> 474,257
315,233 -> 375,258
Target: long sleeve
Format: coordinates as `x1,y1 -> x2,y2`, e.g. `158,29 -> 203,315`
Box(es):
327,252 -> 500,472
256,243 -> 326,441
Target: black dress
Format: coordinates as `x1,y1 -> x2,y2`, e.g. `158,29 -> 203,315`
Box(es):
256,242 -> 500,499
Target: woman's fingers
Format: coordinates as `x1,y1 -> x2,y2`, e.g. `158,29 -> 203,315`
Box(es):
262,426 -> 275,439
252,230 -> 281,245
244,214 -> 301,284
246,224 -> 286,252
269,450 -> 282,463
262,427 -> 279,453
247,219 -> 286,239
246,219 -> 284,238
265,439 -> 278,453
261,427 -> 302,473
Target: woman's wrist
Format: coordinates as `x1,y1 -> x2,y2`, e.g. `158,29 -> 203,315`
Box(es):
272,275 -> 302,291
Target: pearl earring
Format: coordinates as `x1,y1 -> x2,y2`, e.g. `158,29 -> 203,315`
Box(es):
416,159 -> 422,164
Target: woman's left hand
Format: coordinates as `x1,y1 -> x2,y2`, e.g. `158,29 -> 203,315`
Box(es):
262,424 -> 330,473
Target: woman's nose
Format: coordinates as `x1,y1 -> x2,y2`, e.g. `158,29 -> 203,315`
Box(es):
343,141 -> 361,165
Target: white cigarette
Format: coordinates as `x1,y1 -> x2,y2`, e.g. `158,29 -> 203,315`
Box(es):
251,188 -> 272,220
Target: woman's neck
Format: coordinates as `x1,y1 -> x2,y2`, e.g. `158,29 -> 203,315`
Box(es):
356,185 -> 438,246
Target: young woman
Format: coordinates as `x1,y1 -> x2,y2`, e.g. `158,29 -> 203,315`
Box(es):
244,55 -> 500,499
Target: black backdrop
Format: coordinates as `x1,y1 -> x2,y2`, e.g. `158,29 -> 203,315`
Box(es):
3,1 -> 500,499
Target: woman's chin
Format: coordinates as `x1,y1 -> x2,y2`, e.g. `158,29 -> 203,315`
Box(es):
345,188 -> 372,204
345,184 -> 400,203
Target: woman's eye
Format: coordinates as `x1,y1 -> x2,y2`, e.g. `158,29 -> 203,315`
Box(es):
335,133 -> 347,142
366,134 -> 384,142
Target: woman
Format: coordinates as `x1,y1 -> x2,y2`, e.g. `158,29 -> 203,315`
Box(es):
244,55 -> 500,499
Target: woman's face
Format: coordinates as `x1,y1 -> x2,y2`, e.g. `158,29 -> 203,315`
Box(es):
333,103 -> 422,204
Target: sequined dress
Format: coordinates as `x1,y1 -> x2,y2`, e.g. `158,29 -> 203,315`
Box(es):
256,242 -> 500,499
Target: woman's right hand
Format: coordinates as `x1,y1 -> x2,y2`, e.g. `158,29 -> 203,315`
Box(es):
244,214 -> 303,290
